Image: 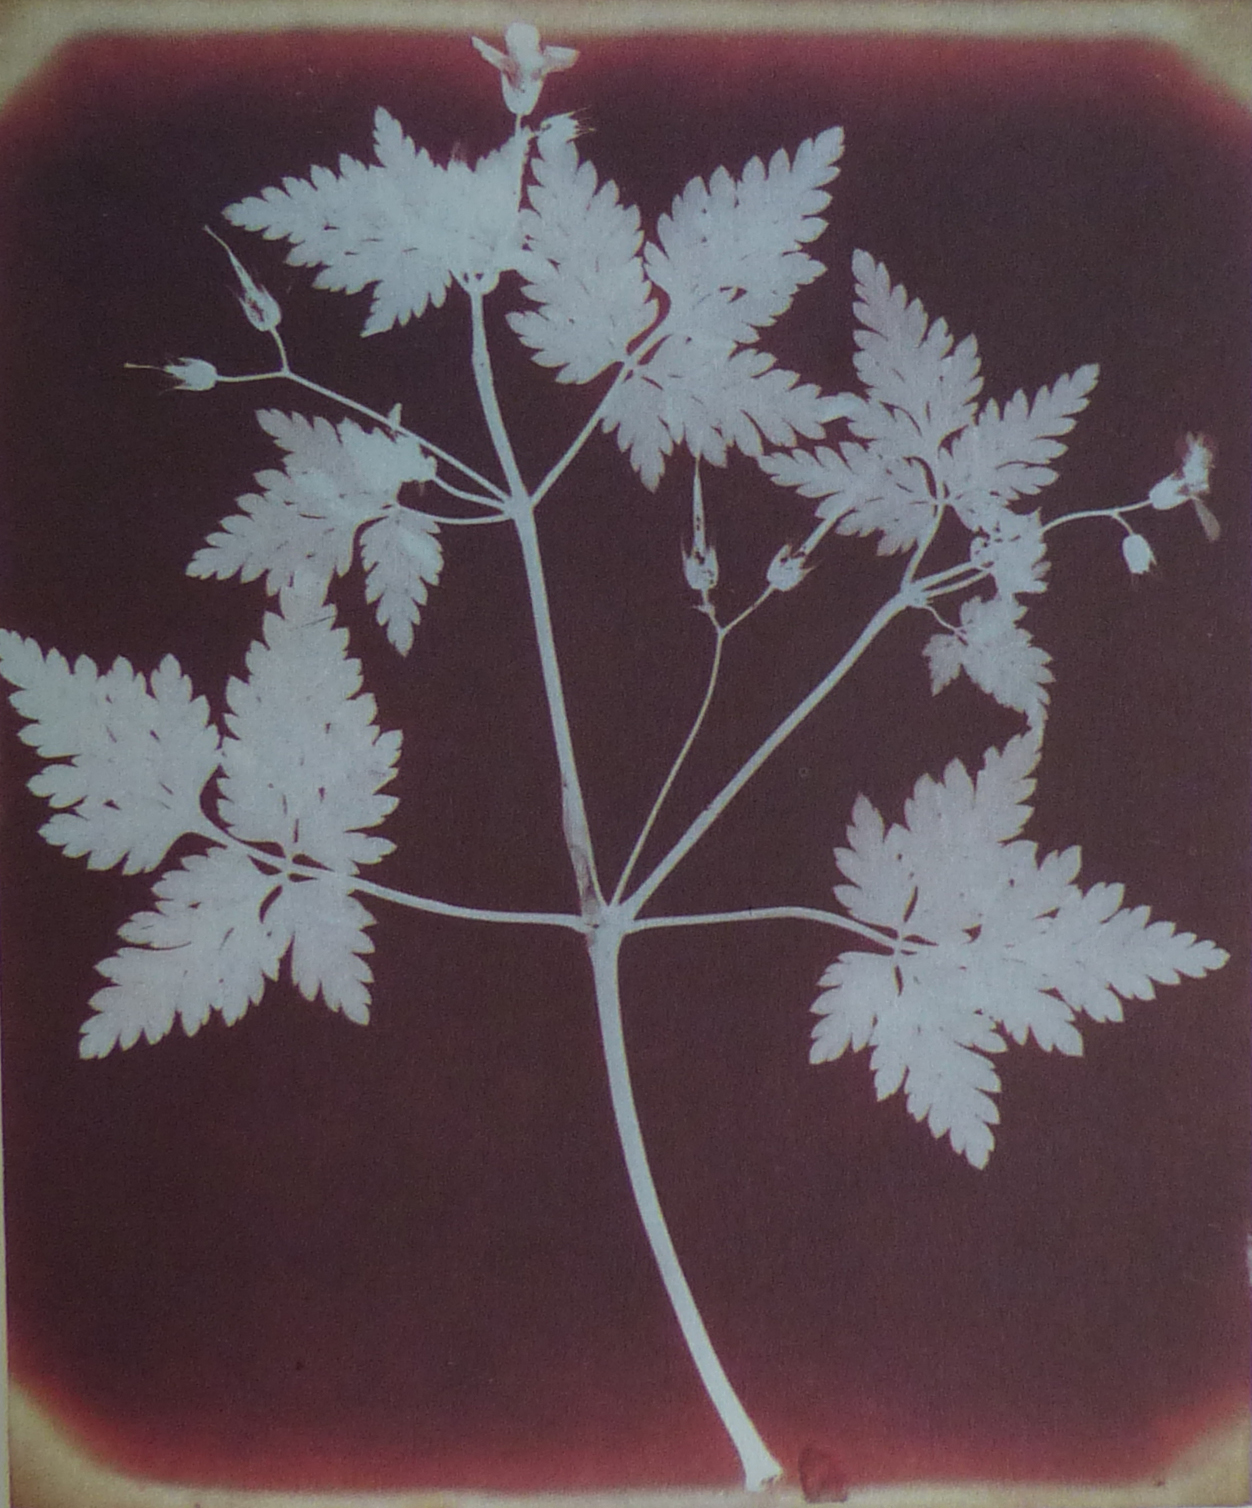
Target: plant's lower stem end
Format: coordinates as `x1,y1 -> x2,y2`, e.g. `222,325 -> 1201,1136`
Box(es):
742,1454 -> 785,1493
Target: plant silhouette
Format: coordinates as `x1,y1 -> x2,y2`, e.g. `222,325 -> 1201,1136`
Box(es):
0,26 -> 1230,1491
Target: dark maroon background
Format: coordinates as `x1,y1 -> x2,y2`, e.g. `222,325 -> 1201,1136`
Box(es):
0,24 -> 1248,1496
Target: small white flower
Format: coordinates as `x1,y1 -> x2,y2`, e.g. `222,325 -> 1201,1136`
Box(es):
164,358 -> 218,391
1178,432 -> 1215,498
472,24 -> 578,118
1147,434 -> 1219,540
1121,533 -> 1155,576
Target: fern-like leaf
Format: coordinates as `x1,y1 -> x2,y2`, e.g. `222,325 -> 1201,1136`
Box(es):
924,595 -> 1052,724
763,256 -> 1097,556
508,116 -> 658,383
224,109 -> 530,334
78,594 -> 397,1056
81,846 -> 287,1056
217,592 -> 402,872
812,734 -> 1228,1167
646,130 -> 845,342
264,872 -> 376,1025
0,633 -> 221,874
359,508 -> 444,656
940,364 -> 1099,532
190,410 -> 438,628
600,128 -> 847,489
846,249 -> 984,459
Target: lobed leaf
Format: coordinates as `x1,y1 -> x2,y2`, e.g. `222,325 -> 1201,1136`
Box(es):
190,410 -> 436,610
225,109 -> 530,334
0,632 -> 221,874
81,847 -> 286,1056
217,593 -> 402,871
601,127 -> 846,488
508,117 -> 658,383
812,736 -> 1227,1166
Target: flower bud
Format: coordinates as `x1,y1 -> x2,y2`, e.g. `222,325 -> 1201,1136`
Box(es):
1121,533 -> 1155,575
767,544 -> 810,593
1147,474 -> 1187,511
164,358 -> 219,391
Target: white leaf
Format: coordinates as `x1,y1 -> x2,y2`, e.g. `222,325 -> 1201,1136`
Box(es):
508,121 -> 657,383
603,340 -> 842,492
359,507 -> 444,655
758,438 -> 935,555
848,250 -> 984,459
646,130 -> 845,344
968,511 -> 1048,600
923,594 -> 1052,722
81,847 -> 384,1056
80,846 -> 286,1056
224,110 -> 529,335
218,594 -> 401,871
264,871 -> 376,1024
0,632 -> 221,874
601,128 -> 846,488
763,257 -> 1096,556
942,364 -> 1099,524
812,736 -> 1227,1166
189,411 -> 436,607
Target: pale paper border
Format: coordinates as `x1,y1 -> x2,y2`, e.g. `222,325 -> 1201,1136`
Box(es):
0,3 -> 1247,1506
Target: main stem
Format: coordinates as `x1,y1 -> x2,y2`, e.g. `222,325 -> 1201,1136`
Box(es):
514,503 -> 778,1483
469,288 -> 777,1482
512,507 -> 601,915
589,921 -> 783,1490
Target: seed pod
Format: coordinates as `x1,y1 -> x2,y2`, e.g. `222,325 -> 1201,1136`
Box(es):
683,544 -> 719,595
767,544 -> 809,593
239,284 -> 282,333
206,226 -> 282,332
164,358 -> 219,391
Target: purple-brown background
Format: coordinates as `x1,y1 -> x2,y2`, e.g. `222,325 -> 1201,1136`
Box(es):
0,25 -> 1247,1494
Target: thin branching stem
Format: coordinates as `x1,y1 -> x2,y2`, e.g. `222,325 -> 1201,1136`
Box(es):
625,590 -> 911,917
901,500 -> 946,587
344,873 -> 588,932
426,477 -> 512,508
286,368 -> 509,504
188,820 -> 587,931
1042,500 -> 1149,534
611,576 -> 783,908
531,363 -> 632,508
723,585 -> 775,635
179,362 -> 508,506
414,510 -> 509,528
612,625 -> 726,906
920,564 -> 991,603
512,505 -> 603,915
530,298 -> 703,512
632,906 -> 895,947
